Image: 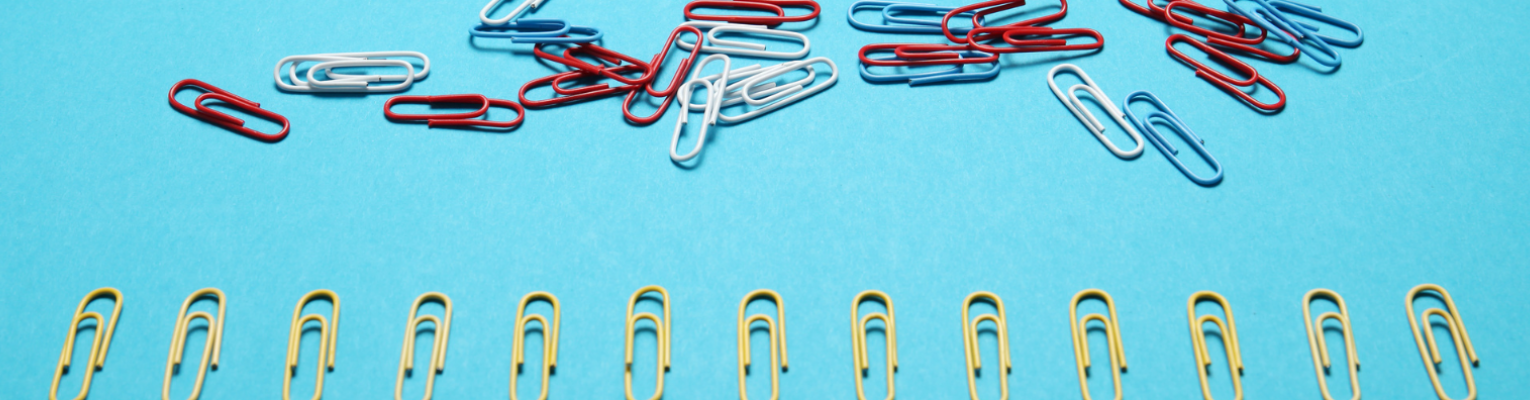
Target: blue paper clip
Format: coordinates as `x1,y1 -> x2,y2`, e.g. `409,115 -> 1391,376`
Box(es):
1123,91 -> 1223,186
859,51 -> 998,85
848,1 -> 984,35
470,23 -> 601,43
1225,0 -> 1340,66
1268,1 -> 1362,48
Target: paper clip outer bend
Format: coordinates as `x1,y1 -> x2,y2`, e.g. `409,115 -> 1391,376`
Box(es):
170,79 -> 290,142
1166,35 -> 1285,112
285,290 -> 340,400
1187,291 -> 1242,400
511,292 -> 560,400
396,293 -> 452,400
624,26 -> 707,125
1123,91 -> 1222,186
1069,289 -> 1125,400
1269,1 -> 1362,47
162,288 -> 226,400
1405,284 -> 1477,400
51,288 -> 124,400
625,286 -> 671,400
1302,289 -> 1359,400
738,289 -> 788,400
962,292 -> 1010,400
847,1 -> 982,35
1047,64 -> 1144,159
852,291 -> 897,400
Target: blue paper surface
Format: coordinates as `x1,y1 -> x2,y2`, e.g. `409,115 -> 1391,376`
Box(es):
1,0 -> 1526,400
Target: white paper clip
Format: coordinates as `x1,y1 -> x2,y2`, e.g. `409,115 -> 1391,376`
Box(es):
675,22 -> 809,59
672,54 -> 732,162
274,51 -> 430,93
480,0 -> 543,26
1047,64 -> 1144,159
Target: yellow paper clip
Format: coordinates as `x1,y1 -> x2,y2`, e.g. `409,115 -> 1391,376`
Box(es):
512,292 -> 561,400
738,289 -> 787,400
162,288 -> 226,400
626,286 -> 671,400
852,290 -> 897,400
1187,291 -> 1242,400
51,287 -> 124,400
285,289 -> 339,400
397,292 -> 452,400
1406,284 -> 1477,400
1070,289 -> 1125,400
1302,289 -> 1359,400
962,291 -> 1009,400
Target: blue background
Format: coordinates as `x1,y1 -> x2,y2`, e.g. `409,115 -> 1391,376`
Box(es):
1,0 -> 1525,399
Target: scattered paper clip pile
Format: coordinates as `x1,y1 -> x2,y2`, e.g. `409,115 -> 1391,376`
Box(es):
50,284 -> 1480,400
850,0 -> 1101,85
1123,0 -> 1363,111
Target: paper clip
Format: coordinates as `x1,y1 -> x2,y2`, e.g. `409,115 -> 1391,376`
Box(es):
860,51 -> 999,85
1166,35 -> 1285,111
468,20 -> 571,40
624,26 -> 707,125
942,0 -> 1066,44
1405,284 -> 1477,400
285,290 -> 340,400
1069,289 -> 1125,400
682,63 -> 799,111
626,286 -> 671,400
1187,291 -> 1242,400
274,52 -> 429,93
673,54 -> 730,162
170,79 -> 290,142
852,291 -> 896,400
51,288 -> 123,400
966,27 -> 1103,54
698,24 -> 810,59
728,57 -> 838,124
520,64 -> 646,108
962,292 -> 1009,400
1047,64 -> 1145,159
162,288 -> 225,400
1224,0 -> 1340,66
686,0 -> 820,25
860,44 -> 999,67
1268,1 -> 1362,48
738,289 -> 788,400
385,94 -> 524,129
847,1 -> 984,35
1302,289 -> 1358,400
397,293 -> 452,400
511,292 -> 560,400
1123,91 -> 1221,186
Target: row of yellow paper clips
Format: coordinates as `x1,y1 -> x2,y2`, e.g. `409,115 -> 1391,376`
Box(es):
51,284 -> 1479,400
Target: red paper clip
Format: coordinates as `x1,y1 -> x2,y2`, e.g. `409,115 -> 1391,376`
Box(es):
1167,34 -> 1285,111
169,79 -> 289,142
623,26 -> 707,125
535,44 -> 652,86
965,26 -> 1101,53
520,64 -> 646,108
684,0 -> 819,25
1163,1 -> 1265,45
384,94 -> 524,128
860,43 -> 1000,67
